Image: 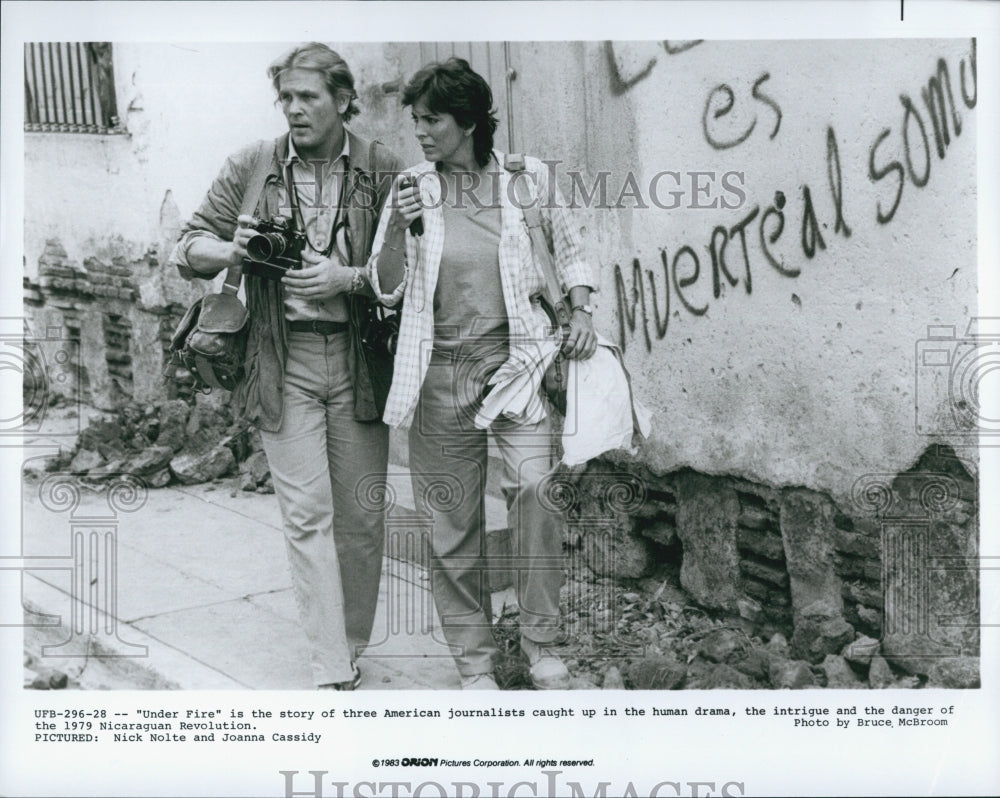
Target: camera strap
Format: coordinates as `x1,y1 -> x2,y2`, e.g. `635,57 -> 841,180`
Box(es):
222,139 -> 275,295
284,151 -> 348,260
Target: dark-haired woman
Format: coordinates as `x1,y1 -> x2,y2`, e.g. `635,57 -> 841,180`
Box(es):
368,58 -> 597,690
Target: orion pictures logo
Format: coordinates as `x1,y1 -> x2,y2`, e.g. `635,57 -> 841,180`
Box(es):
915,317 -> 1000,441
0,317 -> 81,441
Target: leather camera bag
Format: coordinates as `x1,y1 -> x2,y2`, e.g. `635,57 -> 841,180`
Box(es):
169,141 -> 273,393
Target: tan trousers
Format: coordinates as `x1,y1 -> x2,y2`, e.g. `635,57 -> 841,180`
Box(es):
260,331 -> 388,686
408,345 -> 564,677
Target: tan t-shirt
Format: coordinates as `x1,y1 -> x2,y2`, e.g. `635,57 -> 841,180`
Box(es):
432,196 -> 508,355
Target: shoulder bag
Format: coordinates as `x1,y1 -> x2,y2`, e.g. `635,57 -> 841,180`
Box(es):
169,140 -> 273,393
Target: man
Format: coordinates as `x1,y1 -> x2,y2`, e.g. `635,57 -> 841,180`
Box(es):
170,43 -> 402,689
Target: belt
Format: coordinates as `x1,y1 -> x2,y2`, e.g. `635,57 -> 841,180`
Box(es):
288,320 -> 349,335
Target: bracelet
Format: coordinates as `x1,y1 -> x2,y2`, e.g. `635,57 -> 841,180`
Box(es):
350,267 -> 366,293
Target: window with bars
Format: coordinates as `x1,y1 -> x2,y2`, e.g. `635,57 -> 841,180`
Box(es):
24,42 -> 121,133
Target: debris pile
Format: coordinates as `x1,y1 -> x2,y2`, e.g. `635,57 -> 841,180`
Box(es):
550,573 -> 948,690
41,400 -> 272,492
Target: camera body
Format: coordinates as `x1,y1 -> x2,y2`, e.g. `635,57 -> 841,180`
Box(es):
242,215 -> 306,280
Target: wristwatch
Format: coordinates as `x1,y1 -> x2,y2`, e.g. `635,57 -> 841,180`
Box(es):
571,304 -> 593,315
350,267 -> 366,293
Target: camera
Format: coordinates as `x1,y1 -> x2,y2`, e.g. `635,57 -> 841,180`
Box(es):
915,318 -> 1000,437
365,310 -> 400,357
242,215 -> 306,280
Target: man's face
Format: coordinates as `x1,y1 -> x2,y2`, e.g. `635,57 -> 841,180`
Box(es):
277,68 -> 347,156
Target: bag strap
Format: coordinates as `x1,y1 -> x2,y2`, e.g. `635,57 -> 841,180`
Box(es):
504,153 -> 572,328
220,139 -> 274,296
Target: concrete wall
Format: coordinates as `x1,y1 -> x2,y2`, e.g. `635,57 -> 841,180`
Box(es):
24,38 -> 979,495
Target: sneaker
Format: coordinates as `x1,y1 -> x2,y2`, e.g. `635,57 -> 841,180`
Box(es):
319,663 -> 362,691
460,673 -> 499,690
521,638 -> 570,690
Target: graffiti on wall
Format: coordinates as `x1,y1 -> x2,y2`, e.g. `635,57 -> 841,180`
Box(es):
611,40 -> 978,354
606,40 -> 704,95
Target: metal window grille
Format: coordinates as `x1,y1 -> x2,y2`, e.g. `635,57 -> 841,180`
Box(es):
24,42 -> 121,133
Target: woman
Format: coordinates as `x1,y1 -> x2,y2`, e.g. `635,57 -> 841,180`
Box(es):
368,58 -> 597,690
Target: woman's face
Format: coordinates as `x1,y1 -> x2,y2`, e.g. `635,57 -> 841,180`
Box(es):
411,97 -> 475,167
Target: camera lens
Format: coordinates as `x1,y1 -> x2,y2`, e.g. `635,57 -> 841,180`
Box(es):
246,232 -> 288,262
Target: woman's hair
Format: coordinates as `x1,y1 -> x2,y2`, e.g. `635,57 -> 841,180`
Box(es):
402,57 -> 499,167
267,42 -> 360,122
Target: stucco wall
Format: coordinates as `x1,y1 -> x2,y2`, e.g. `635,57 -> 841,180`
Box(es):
511,39 -> 977,503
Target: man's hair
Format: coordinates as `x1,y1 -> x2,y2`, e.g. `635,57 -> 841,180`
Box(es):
402,57 -> 498,167
267,42 -> 360,122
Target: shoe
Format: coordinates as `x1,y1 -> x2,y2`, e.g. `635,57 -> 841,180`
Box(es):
460,673 -> 499,690
521,638 -> 570,690
319,663 -> 362,691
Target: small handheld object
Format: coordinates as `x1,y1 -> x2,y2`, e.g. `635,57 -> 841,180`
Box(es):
399,176 -> 423,237
242,215 -> 306,280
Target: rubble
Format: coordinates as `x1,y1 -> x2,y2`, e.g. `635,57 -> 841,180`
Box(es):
40,399 -> 269,490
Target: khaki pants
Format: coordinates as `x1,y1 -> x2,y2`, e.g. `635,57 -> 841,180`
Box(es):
409,345 -> 564,677
261,331 -> 388,686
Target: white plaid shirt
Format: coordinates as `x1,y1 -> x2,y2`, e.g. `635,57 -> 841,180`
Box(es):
367,151 -> 595,429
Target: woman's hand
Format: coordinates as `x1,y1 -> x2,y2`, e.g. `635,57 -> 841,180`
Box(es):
561,308 -> 597,360
388,173 -> 424,234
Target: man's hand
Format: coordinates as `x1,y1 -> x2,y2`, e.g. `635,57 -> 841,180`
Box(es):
230,214 -> 256,264
282,247 -> 355,299
561,309 -> 597,360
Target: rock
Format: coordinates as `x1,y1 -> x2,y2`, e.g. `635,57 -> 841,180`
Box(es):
856,605 -> 881,630
731,647 -> 771,682
769,659 -> 816,689
897,675 -> 921,689
842,635 -> 880,666
257,478 -> 275,495
30,673 -> 51,690
820,655 -> 864,689
639,519 -> 677,547
76,418 -> 127,456
125,445 -> 174,476
68,448 -> 105,474
675,472 -> 741,611
766,632 -> 790,659
85,457 -> 127,482
147,468 -> 172,488
625,657 -> 687,690
698,628 -> 746,663
686,661 -> 756,689
169,446 -> 235,485
781,490 -> 852,662
240,450 -> 270,485
926,657 -> 979,689
569,675 -> 600,690
602,665 -> 625,690
737,597 -> 763,624
185,403 -> 230,440
791,606 -> 855,665
156,400 -> 191,452
47,670 -> 69,689
868,655 -> 895,689
240,472 -> 258,492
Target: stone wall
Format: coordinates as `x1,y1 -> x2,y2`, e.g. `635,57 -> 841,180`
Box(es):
24,237 -> 203,410
564,444 -> 978,685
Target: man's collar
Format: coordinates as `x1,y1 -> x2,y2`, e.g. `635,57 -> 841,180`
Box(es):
286,133 -> 350,165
